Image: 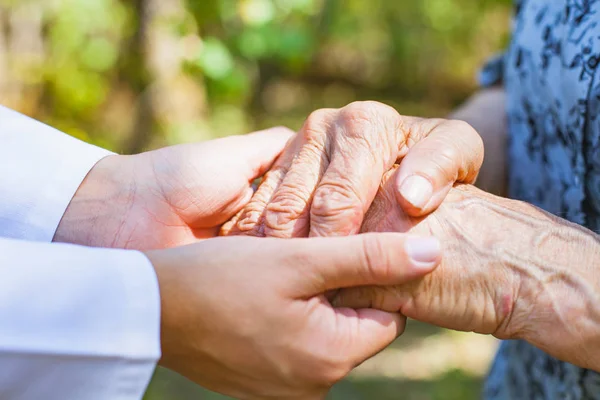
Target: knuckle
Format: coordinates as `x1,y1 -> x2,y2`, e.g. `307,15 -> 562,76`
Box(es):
232,170 -> 289,236
236,209 -> 265,236
435,141 -> 462,172
341,101 -> 396,121
302,109 -> 335,141
337,101 -> 401,159
338,102 -> 380,133
416,138 -> 463,182
219,220 -> 239,236
311,183 -> 364,234
264,188 -> 310,236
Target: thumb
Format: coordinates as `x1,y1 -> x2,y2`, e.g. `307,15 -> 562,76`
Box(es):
287,233 -> 441,296
219,127 -> 296,181
395,119 -> 483,217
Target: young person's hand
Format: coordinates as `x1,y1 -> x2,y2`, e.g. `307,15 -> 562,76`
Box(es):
146,233 -> 441,399
54,127 -> 293,249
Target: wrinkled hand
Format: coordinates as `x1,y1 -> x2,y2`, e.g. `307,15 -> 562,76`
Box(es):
221,102 -> 483,238
335,172 -> 600,371
221,156 -> 522,338
54,127 -> 293,250
145,233 -> 441,399
331,168 -> 520,337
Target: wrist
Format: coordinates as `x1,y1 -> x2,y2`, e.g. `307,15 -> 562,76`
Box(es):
427,186 -> 600,357
53,155 -> 136,247
410,185 -> 527,337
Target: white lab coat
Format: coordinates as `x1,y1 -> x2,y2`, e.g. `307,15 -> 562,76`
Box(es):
0,106 -> 161,399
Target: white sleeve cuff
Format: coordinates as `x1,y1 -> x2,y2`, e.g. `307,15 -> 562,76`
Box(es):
0,238 -> 161,400
0,105 -> 113,242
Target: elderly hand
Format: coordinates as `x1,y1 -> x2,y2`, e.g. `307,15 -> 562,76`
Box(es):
221,101 -> 483,238
333,170 -> 519,336
146,232 -> 441,399
333,168 -> 600,371
54,127 -> 293,249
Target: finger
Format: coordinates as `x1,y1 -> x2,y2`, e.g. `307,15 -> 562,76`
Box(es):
208,186 -> 255,228
332,308 -> 406,367
220,133 -> 300,237
219,206 -> 246,236
309,102 -> 405,237
359,166 -> 417,234
287,233 -> 441,295
395,119 -> 484,217
204,127 -> 295,228
222,160 -> 288,236
219,126 -> 296,181
331,285 -> 410,313
262,109 -> 335,238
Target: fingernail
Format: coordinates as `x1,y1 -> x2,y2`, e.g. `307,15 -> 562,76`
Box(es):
405,237 -> 441,265
399,175 -> 433,209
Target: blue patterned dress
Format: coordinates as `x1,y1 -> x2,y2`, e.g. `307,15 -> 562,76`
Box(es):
482,0 -> 600,398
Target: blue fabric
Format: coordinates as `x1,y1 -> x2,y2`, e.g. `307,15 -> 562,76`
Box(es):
483,1 -> 600,398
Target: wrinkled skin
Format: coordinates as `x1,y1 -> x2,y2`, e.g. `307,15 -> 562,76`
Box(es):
221,101 -> 483,239
337,168 -> 520,338
225,159 -> 600,371
334,170 -> 600,374
223,165 -> 521,339
219,103 -> 511,340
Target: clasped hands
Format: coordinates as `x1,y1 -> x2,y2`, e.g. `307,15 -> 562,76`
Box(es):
55,101 -> 595,399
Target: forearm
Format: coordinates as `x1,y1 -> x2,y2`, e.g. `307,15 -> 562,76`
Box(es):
446,188 -> 600,372
360,181 -> 600,370
450,88 -> 507,196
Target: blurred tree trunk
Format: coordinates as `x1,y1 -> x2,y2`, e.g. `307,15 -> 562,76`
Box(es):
120,0 -> 206,151
120,0 -> 156,154
0,2 -> 45,113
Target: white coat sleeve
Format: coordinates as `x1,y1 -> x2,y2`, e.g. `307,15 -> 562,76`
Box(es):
0,106 -> 161,399
0,238 -> 161,400
0,105 -> 113,242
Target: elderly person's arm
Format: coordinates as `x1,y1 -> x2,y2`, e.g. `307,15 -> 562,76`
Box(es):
334,171 -> 600,372
450,87 -> 507,196
222,98 -> 600,372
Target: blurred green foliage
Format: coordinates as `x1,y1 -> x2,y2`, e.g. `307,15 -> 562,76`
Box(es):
0,0 -> 510,152
0,0 -> 510,398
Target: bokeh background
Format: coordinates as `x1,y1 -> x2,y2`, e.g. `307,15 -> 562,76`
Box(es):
0,0 -> 512,398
